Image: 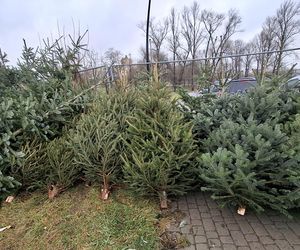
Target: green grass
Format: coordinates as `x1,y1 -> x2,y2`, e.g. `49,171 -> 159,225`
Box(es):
0,186 -> 160,250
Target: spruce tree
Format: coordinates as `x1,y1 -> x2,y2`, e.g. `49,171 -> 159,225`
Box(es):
0,171 -> 21,202
199,119 -> 300,216
72,114 -> 120,200
71,90 -> 136,199
45,136 -> 79,199
180,84 -> 300,216
121,82 -> 196,208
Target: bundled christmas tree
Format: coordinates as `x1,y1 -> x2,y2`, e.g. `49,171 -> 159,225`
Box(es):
122,82 -> 196,208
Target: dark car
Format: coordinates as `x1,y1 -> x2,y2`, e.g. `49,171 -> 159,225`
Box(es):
226,77 -> 257,94
281,75 -> 300,91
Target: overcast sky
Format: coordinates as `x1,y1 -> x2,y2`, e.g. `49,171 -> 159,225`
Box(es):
0,0 -> 287,65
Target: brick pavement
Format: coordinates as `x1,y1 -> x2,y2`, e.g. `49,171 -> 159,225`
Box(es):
167,192 -> 300,250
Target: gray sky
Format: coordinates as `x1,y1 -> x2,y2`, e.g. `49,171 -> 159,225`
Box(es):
0,0 -> 287,65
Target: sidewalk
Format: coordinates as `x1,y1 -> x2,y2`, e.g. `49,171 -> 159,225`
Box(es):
167,192 -> 300,250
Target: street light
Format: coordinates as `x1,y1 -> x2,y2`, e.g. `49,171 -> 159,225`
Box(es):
149,38 -> 152,62
145,0 -> 152,73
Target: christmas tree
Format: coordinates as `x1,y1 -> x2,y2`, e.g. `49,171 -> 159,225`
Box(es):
180,84 -> 300,215
71,90 -> 136,199
45,135 -> 79,199
0,171 -> 21,202
122,81 -> 196,208
72,113 -> 120,200
198,115 -> 300,216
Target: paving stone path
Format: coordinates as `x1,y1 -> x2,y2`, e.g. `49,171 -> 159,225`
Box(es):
168,192 -> 300,250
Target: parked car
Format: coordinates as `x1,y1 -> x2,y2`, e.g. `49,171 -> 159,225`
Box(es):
281,75 -> 300,91
225,78 -> 257,94
199,85 -> 221,94
187,91 -> 202,97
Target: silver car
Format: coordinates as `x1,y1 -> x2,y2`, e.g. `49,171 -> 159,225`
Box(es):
282,75 -> 300,91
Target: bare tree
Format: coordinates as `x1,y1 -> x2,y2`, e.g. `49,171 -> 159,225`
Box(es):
100,48 -> 122,90
201,9 -> 241,85
243,41 -> 255,77
82,49 -> 100,69
201,10 -> 225,86
272,0 -> 300,74
80,49 -> 102,84
201,10 -> 225,60
228,39 -> 246,78
101,48 -> 122,66
253,17 -> 277,81
167,7 -> 180,87
167,8 -> 180,59
181,1 -> 203,89
139,18 -> 169,62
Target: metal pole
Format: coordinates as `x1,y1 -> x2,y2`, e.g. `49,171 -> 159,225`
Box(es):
149,38 -> 152,62
145,0 -> 152,73
173,60 -> 176,90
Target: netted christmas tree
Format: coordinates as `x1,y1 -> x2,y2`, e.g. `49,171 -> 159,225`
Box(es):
121,81 -> 197,208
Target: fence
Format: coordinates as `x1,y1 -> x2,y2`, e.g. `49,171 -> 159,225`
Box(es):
76,47 -> 300,91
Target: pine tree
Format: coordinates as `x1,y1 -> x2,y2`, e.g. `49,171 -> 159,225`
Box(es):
72,114 -> 120,200
199,120 -> 300,216
45,136 -> 79,199
11,139 -> 47,190
121,82 -> 196,208
0,171 -> 21,202
71,90 -> 136,199
181,86 -> 299,143
180,84 -> 300,216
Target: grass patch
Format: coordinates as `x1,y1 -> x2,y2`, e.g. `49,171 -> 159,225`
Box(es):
0,186 -> 159,250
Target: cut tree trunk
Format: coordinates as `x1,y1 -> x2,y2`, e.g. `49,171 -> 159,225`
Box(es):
48,185 -> 62,199
237,206 -> 246,216
100,188 -> 110,200
159,190 -> 168,209
100,175 -> 110,200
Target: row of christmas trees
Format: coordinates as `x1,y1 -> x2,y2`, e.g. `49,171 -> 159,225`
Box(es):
2,77 -> 299,216
2,80 -> 197,207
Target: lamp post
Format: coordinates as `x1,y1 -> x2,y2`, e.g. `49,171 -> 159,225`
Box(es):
145,0 -> 152,73
149,38 -> 152,62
